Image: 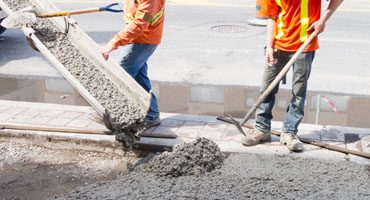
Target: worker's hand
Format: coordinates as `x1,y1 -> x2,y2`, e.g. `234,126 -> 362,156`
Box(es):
101,42 -> 116,60
307,19 -> 325,35
266,46 -> 277,66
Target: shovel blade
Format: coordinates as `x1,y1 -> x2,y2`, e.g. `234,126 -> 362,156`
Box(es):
1,6 -> 37,29
228,114 -> 247,136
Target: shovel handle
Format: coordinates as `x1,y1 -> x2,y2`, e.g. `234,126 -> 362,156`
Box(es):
37,8 -> 100,18
239,32 -> 318,126
37,3 -> 123,18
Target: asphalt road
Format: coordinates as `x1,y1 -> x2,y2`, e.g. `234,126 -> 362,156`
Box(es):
1,0 -> 370,95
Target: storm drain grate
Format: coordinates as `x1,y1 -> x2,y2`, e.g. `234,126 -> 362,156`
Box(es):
211,25 -> 248,33
344,133 -> 360,143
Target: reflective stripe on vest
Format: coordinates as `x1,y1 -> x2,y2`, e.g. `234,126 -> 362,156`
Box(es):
275,0 -> 285,40
125,8 -> 164,26
300,0 -> 309,42
274,0 -> 309,42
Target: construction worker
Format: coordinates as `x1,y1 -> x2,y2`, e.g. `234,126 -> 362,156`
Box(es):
101,0 -> 165,129
242,0 -> 343,152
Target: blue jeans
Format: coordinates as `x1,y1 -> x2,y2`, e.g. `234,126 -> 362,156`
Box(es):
117,43 -> 160,121
255,50 -> 315,135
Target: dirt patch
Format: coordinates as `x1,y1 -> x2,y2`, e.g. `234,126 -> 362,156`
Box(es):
59,151 -> 370,199
0,140 -> 136,200
2,0 -> 146,149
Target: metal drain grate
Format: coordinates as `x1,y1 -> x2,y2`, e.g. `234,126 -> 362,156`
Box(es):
344,133 -> 360,143
211,25 -> 248,33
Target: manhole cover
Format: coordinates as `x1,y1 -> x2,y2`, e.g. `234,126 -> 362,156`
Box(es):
211,25 -> 248,33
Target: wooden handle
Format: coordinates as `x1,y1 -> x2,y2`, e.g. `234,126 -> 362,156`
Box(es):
239,32 -> 318,126
37,8 -> 100,18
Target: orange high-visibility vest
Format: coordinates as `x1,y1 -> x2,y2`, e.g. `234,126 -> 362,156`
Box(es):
110,0 -> 165,49
261,0 -> 321,52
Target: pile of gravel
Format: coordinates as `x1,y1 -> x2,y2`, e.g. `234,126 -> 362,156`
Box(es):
135,137 -> 225,177
3,0 -> 146,149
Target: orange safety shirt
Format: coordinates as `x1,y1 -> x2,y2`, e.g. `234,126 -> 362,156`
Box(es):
261,0 -> 321,52
110,0 -> 165,49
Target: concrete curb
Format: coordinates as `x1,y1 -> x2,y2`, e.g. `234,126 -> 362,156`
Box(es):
0,128 -> 184,152
1,126 -> 369,165
0,129 -> 124,153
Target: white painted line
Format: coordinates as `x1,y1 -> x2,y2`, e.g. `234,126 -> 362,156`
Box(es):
320,37 -> 370,44
51,0 -> 253,7
50,0 -> 370,11
351,0 -> 370,3
338,8 -> 370,12
51,0 -> 116,3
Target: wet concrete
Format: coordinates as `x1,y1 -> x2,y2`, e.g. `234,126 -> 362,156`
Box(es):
134,137 -> 225,177
58,152 -> 370,200
1,7 -> 36,28
3,0 -> 146,148
53,137 -> 370,199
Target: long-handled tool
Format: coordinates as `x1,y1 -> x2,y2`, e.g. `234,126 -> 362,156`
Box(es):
228,32 -> 318,136
1,3 -> 123,29
217,116 -> 370,160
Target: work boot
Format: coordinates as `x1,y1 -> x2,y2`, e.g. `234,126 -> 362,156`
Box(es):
241,129 -> 271,146
280,133 -> 304,152
144,118 -> 161,130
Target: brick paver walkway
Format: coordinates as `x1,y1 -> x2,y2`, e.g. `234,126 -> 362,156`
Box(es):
0,100 -> 369,164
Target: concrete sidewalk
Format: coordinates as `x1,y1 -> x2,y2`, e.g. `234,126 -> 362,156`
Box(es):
0,100 -> 369,165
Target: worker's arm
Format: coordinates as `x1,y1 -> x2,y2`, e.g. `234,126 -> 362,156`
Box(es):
260,0 -> 279,66
307,0 -> 343,34
102,0 -> 156,60
266,17 -> 277,66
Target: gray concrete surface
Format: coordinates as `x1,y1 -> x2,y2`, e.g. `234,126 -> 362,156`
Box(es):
59,152 -> 370,200
0,0 -> 369,95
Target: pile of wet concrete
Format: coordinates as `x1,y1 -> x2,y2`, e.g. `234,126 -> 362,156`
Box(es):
134,137 -> 225,177
56,138 -> 370,200
3,0 -> 145,148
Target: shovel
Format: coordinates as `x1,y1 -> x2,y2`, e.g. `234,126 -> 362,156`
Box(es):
1,3 -> 123,29
228,31 -> 318,136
